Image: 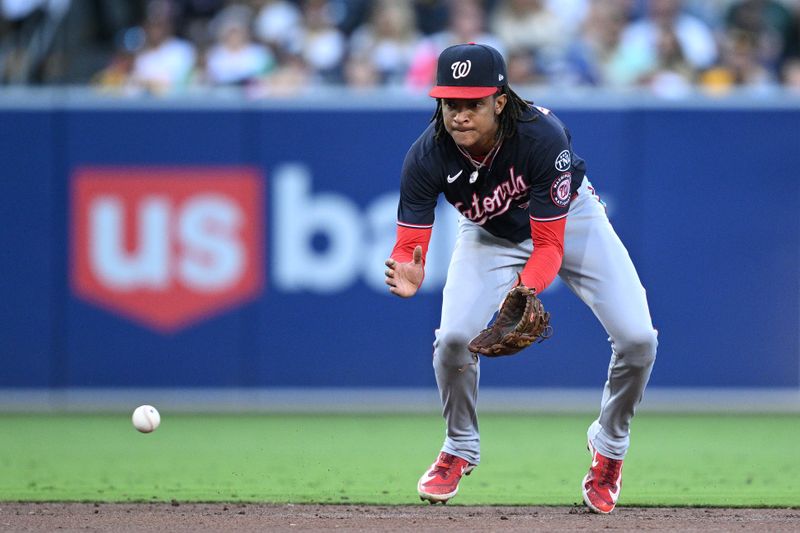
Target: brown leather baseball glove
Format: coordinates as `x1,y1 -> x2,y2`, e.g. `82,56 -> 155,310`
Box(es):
468,286 -> 552,356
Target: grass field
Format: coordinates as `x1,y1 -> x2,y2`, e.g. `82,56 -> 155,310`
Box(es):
1,413 -> 798,507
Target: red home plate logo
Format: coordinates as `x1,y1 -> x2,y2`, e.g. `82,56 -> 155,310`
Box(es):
71,167 -> 264,332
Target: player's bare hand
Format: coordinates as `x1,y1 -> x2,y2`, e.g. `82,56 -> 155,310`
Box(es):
384,246 -> 423,298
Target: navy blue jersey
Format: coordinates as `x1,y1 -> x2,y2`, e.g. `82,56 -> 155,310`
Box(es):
398,105 -> 586,243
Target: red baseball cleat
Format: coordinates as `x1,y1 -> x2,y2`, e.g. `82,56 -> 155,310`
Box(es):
417,451 -> 475,504
582,440 -> 623,514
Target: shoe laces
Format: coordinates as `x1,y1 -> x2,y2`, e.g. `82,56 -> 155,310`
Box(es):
598,455 -> 622,488
433,453 -> 462,478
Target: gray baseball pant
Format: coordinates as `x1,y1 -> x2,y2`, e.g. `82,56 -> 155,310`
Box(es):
433,177 -> 657,464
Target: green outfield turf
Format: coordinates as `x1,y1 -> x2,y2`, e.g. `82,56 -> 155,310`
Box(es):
0,413 -> 797,507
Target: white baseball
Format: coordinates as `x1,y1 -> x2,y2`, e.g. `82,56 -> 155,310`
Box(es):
132,405 -> 161,433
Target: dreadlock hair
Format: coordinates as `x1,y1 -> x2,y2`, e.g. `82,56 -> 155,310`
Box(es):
430,85 -> 536,141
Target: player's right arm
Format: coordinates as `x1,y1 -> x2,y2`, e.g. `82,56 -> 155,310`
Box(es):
385,244 -> 424,298
384,142 -> 441,298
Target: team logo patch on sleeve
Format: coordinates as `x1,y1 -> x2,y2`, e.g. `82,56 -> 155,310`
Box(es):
555,150 -> 571,172
551,173 -> 572,207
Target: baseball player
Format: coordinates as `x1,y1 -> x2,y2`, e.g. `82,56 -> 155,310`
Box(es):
384,43 -> 657,513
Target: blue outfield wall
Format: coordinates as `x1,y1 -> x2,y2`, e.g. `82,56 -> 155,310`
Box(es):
0,101 -> 798,389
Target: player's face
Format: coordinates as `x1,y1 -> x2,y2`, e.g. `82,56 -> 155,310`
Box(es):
442,94 -> 507,154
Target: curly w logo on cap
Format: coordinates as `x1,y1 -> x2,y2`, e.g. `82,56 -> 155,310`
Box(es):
451,60 -> 472,79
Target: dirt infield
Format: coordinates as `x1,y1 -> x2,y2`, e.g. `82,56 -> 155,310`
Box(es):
2,503 -> 799,531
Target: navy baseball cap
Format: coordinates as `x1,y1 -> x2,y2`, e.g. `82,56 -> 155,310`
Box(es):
429,43 -> 508,99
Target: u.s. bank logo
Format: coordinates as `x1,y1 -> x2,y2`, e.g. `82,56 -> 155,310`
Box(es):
451,60 -> 471,79
71,166 -> 264,332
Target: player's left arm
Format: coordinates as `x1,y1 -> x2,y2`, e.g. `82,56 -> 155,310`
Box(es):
518,130 -> 574,293
519,217 -> 566,294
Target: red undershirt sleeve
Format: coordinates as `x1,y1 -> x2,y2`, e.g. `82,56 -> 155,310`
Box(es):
390,224 -> 433,285
519,217 -> 567,294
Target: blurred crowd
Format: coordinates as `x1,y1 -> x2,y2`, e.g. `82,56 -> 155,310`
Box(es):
2,0 -> 800,98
